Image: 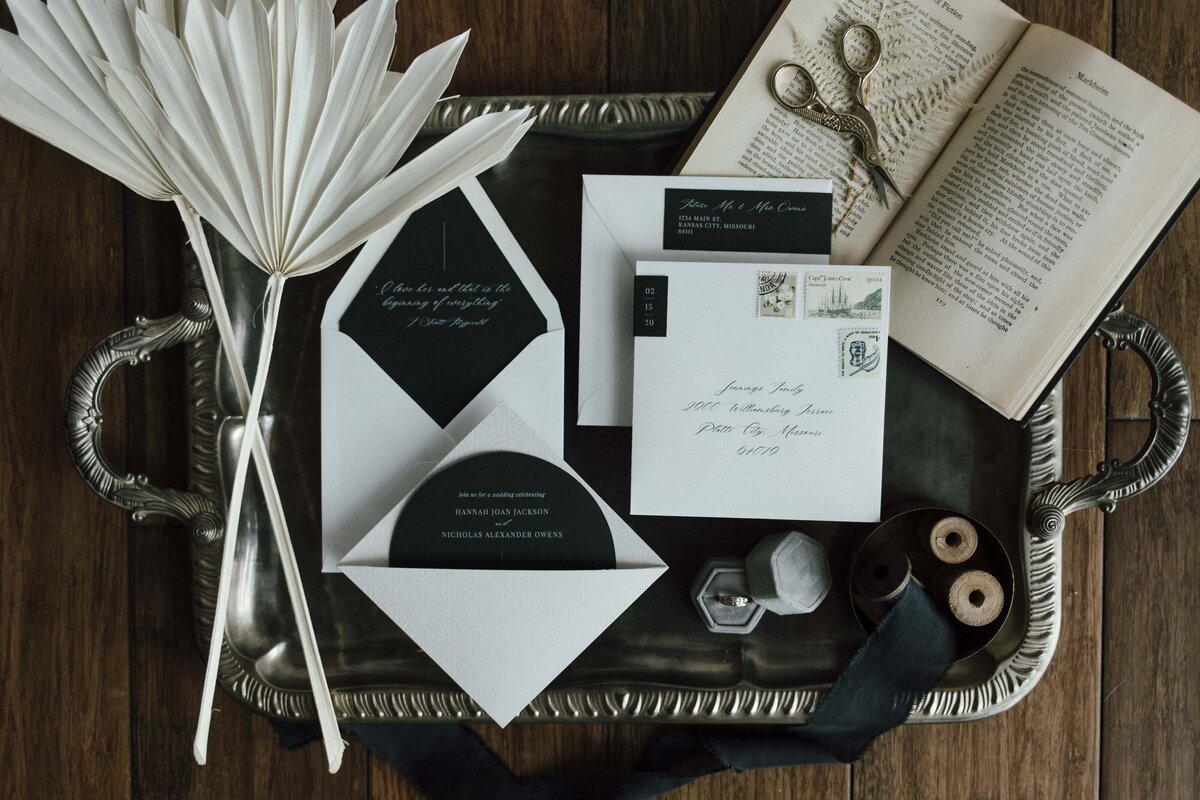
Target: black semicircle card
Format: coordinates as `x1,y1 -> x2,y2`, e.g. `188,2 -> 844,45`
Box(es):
389,452 -> 616,570
339,188 -> 547,428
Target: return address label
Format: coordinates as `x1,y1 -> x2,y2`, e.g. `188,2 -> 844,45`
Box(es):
662,188 -> 831,255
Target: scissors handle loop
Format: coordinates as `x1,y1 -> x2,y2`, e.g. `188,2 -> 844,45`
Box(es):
770,62 -> 820,111
840,22 -> 882,78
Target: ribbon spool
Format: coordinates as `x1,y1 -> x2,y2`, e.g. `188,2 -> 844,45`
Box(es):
849,505 -> 1013,665
852,547 -> 913,603
934,567 -> 1004,627
923,514 -> 978,564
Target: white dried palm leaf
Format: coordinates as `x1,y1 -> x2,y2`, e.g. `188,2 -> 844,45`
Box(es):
0,0 -> 347,774
0,0 -> 178,198
0,0 -> 384,203
106,0 -> 531,277
0,0 -> 453,777
101,0 -> 532,769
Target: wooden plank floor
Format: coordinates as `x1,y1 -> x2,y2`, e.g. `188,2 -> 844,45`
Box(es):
1,0 -> 1196,797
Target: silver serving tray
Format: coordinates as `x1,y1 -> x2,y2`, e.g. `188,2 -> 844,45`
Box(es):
65,93 -> 1191,725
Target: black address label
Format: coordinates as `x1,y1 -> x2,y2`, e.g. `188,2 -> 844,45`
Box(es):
662,188 -> 831,255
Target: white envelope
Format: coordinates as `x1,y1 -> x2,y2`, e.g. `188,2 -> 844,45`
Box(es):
321,178 -> 564,571
339,404 -> 667,727
577,174 -> 833,427
631,261 -> 890,522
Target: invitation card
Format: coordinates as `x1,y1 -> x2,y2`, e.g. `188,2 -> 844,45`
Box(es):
340,405 -> 666,726
630,262 -> 890,522
387,450 -> 617,570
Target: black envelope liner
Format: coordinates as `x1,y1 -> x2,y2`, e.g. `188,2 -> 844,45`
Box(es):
389,452 -> 616,570
340,189 -> 547,428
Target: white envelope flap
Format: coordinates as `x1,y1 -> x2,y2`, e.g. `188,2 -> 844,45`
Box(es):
581,174 -> 659,268
339,565 -> 665,726
321,328 -> 452,548
328,458 -> 441,575
577,180 -> 636,423
576,352 -> 635,431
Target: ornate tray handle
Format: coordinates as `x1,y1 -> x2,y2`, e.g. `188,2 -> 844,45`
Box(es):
64,279 -> 222,544
1028,308 -> 1192,539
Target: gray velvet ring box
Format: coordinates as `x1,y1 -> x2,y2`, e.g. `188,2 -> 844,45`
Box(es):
746,531 -> 831,616
691,558 -> 766,635
692,533 -> 831,635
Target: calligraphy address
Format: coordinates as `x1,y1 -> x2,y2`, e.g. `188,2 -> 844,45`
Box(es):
680,379 -> 832,456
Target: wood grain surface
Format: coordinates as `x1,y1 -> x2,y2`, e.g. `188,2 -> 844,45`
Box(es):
0,116 -> 130,796
1102,424 -> 1200,799
1107,0 -> 1200,419
0,1 -> 1196,798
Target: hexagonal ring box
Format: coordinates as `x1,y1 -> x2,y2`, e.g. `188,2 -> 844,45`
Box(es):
692,532 -> 831,635
691,558 -> 766,635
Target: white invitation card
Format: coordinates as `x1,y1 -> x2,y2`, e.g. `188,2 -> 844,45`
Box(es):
630,261 -> 891,522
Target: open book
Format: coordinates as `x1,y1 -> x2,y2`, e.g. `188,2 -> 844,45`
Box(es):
675,0 -> 1200,421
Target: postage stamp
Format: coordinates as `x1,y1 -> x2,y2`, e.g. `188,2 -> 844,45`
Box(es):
757,270 -> 797,318
838,328 -> 882,379
804,271 -> 884,320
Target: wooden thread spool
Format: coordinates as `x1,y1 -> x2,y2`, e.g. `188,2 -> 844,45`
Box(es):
853,547 -> 912,603
923,514 -> 978,564
935,567 -> 1003,627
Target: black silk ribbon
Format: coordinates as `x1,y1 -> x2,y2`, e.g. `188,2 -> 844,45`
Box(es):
277,584 -> 956,799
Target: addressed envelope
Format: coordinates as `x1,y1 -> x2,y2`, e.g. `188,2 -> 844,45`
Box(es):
340,404 -> 667,727
321,178 -> 564,571
578,174 -> 833,427
631,262 -> 890,522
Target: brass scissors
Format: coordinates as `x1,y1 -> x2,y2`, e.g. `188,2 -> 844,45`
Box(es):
770,23 -> 902,208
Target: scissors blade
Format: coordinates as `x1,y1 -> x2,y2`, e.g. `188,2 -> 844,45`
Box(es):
869,165 -> 904,208
869,167 -> 890,210
876,164 -> 903,198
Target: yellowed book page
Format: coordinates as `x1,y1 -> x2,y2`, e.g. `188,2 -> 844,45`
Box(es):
870,24 -> 1200,417
676,0 -> 1027,264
